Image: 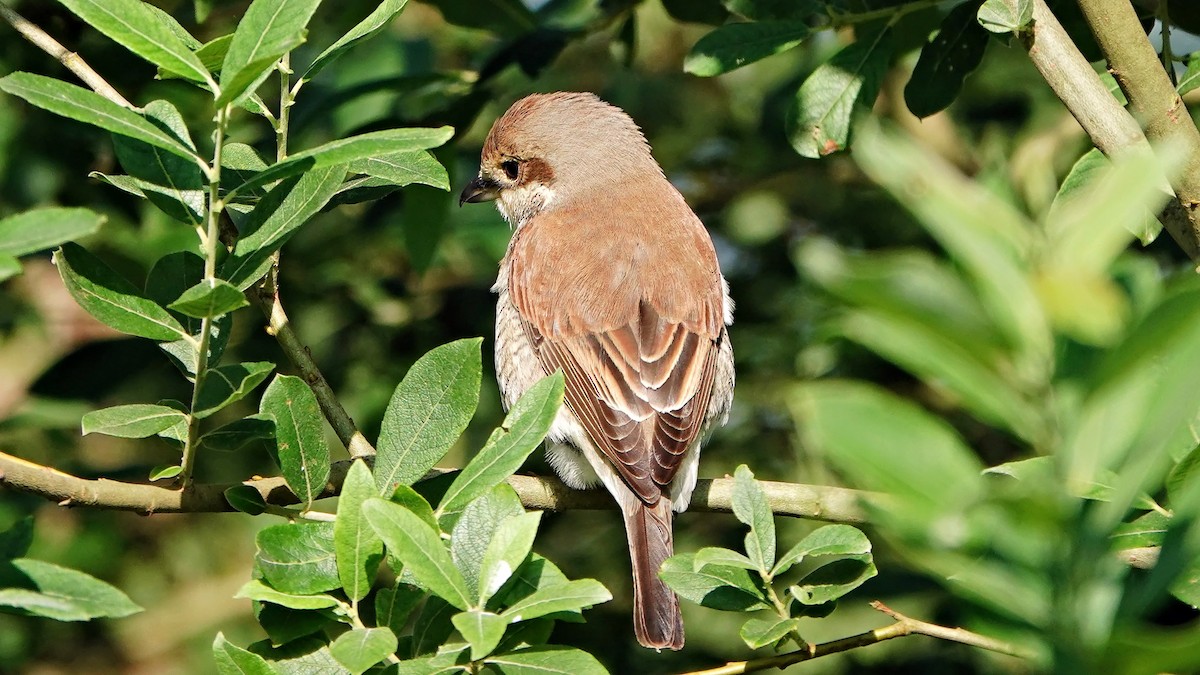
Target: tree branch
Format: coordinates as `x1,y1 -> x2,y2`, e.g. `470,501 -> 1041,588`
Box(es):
1025,0 -> 1200,259
0,1 -> 134,109
678,601 -> 1031,675
0,451 -> 869,521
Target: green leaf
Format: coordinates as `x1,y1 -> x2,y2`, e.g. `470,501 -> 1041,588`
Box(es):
790,556 -> 877,605
201,416 -> 276,453
1168,445 -> 1200,507
218,0 -> 322,105
336,460 -> 384,602
236,579 -> 339,610
375,582 -> 425,636
723,0 -> 823,21
54,243 -> 189,341
450,484 -> 526,600
794,381 -> 984,518
256,522 -> 340,595
247,635 -> 344,673
421,0 -> 536,34
1180,52 -> 1200,96
438,372 -> 564,514
255,603 -> 330,647
228,128 -> 455,197
0,207 -> 104,257
195,34 -> 233,75
145,252 -> 233,370
0,558 -> 142,620
739,616 -> 799,649
58,0 -> 210,83
662,0 -> 729,25
112,100 -> 205,225
977,0 -> 1033,34
375,338 -> 483,494
1112,511 -> 1170,550
148,464 -> 182,481
787,31 -> 893,158
499,579 -> 611,622
213,632 -> 276,675
1051,149 -> 1159,247
478,512 -> 542,603
303,0 -> 409,81
221,164 -> 347,290
0,73 -> 196,160
330,627 -> 398,675
0,518 -> 34,560
196,362 -> 275,419
453,610 -> 507,660
904,1 -> 989,118
347,150 -> 450,191
660,553 -> 769,611
483,646 -> 607,675
411,596 -> 457,657
362,498 -> 473,610
391,484 -> 440,531
81,403 -> 186,438
261,374 -> 330,508
732,465 -> 775,573
693,547 -> 757,571
0,256 -> 19,282
225,485 -> 268,515
684,21 -> 810,77
168,279 -> 249,318
773,524 -> 872,578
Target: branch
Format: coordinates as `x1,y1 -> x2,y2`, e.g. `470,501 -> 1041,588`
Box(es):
1025,0 -> 1200,259
0,2 -> 133,109
678,601 -> 1032,675
0,451 -> 869,521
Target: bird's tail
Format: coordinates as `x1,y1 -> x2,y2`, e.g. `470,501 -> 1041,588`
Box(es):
622,496 -> 684,650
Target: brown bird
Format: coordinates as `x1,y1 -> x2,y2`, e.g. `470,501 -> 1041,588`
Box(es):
460,92 -> 734,650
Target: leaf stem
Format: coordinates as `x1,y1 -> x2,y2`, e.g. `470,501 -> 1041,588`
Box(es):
181,104 -> 230,486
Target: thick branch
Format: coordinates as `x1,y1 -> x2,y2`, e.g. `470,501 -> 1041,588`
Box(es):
679,601 -> 1030,675
0,451 -> 868,521
1026,0 -> 1200,259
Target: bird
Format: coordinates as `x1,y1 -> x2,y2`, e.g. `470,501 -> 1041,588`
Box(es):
459,92 -> 734,650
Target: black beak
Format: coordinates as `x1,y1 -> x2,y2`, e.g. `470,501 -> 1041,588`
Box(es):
459,176 -> 501,207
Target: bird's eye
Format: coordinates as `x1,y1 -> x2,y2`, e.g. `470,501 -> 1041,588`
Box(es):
501,159 -> 520,180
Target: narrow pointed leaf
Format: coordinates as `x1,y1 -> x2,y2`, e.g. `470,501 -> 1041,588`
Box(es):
453,610 -> 507,660
362,498 -> 472,610
693,547 -> 757,571
904,1 -> 989,118
112,100 -> 204,225
483,646 -> 607,675
148,465 -> 182,481
0,207 -> 103,257
260,375 -> 329,508
773,524 -> 872,578
303,0 -> 410,81
0,558 -> 142,621
451,484 -> 526,599
787,31 -> 893,158
168,279 -> 248,318
81,403 -> 186,438
235,579 -> 339,610
438,372 -> 564,514
660,553 -> 770,611
221,164 -> 347,290
375,338 -> 482,494
228,127 -> 454,197
213,633 -> 276,675
201,416 -> 275,453
195,362 -> 275,418
348,150 -> 450,191
0,73 -> 196,160
684,20 -> 809,76
335,460 -> 384,602
55,243 -> 189,341
376,582 -> 425,636
58,0 -> 210,83
224,485 -> 268,515
218,0 -> 322,105
478,512 -> 541,603
740,616 -> 799,649
499,579 -> 611,622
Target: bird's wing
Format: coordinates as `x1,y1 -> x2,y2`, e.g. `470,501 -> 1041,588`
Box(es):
508,198 -> 724,503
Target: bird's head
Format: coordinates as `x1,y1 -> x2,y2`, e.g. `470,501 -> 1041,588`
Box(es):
459,92 -> 662,225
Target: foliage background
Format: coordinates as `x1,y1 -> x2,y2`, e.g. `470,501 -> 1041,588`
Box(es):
1,0 -> 1198,672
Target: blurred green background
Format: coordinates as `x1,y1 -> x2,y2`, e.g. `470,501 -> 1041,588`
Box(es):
2,0 -> 1197,672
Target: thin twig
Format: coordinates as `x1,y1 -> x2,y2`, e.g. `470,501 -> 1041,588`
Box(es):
677,601 -> 1031,675
0,1 -> 133,109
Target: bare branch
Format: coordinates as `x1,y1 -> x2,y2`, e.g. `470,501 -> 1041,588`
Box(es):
0,451 -> 869,522
0,1 -> 133,109
678,601 -> 1031,675
1025,0 -> 1200,259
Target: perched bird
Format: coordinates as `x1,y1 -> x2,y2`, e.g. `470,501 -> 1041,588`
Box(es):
460,92 -> 734,650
